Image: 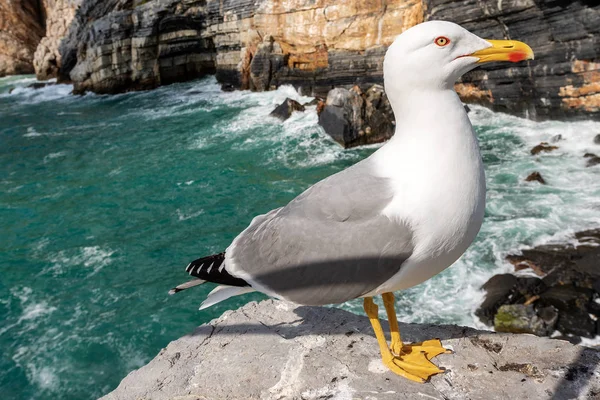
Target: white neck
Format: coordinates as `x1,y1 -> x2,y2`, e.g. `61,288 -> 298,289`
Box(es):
371,87 -> 486,284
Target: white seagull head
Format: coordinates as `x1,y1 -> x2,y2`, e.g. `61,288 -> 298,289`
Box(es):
384,21 -> 534,92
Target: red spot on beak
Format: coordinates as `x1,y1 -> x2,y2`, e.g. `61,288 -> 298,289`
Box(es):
508,51 -> 527,62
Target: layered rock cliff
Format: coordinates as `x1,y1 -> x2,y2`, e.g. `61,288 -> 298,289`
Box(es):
57,0 -> 599,120
101,300 -> 600,399
3,0 -> 598,120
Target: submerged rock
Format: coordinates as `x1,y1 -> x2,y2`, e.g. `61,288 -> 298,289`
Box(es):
269,98 -> 305,121
318,85 -> 394,148
530,142 -> 558,155
594,134 -> 600,145
525,171 -> 546,184
101,300 -> 600,400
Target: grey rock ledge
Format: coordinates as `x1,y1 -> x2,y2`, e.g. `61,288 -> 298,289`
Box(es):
102,299 -> 600,400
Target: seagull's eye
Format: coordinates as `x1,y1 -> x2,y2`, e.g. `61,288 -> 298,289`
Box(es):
434,36 -> 450,47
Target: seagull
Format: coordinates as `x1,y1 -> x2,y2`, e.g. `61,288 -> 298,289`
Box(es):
171,21 -> 534,383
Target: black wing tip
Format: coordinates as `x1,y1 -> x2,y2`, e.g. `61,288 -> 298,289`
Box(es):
186,252 -> 249,287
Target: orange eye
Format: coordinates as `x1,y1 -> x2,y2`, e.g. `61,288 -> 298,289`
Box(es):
435,36 -> 450,47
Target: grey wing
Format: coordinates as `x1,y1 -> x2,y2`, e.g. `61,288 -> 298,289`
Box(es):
227,158 -> 414,305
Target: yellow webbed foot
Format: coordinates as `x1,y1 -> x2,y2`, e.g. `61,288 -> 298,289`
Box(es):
365,294 -> 451,383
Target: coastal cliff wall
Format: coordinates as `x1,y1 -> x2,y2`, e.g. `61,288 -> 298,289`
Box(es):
58,0 -> 599,120
2,0 -> 598,120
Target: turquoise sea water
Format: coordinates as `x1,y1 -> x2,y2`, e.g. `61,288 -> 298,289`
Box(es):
2,75 -> 600,399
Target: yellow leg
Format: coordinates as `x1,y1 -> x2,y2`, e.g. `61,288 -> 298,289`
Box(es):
381,292 -> 451,361
364,295 -> 450,383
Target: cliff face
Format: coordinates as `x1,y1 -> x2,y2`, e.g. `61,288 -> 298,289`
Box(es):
426,0 -> 600,120
58,0 -> 600,120
0,0 -> 80,79
33,0 -> 81,80
59,0 -> 421,94
0,0 -> 46,76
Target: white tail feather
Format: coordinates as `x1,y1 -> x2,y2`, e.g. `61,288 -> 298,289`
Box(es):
169,278 -> 206,295
199,285 -> 254,310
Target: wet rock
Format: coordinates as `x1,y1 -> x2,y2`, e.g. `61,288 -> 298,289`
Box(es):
551,134 -> 563,143
318,85 -> 394,148
525,171 -> 545,184
269,98 -> 305,121
221,84 -> 235,92
494,304 -> 557,336
464,104 -> 471,113
483,228 -> 600,339
26,82 -> 57,90
530,142 -> 558,156
585,154 -> 600,167
594,134 -> 600,145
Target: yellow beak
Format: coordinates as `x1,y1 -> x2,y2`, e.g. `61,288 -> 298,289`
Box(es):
470,39 -> 534,63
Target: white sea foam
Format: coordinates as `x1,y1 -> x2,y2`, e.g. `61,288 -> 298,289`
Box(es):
176,208 -> 204,221
6,82 -> 73,104
45,246 -> 115,277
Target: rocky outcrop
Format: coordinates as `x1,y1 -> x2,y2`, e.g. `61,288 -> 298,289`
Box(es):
101,299 -> 600,399
318,84 -> 395,148
477,228 -> 600,342
0,0 -> 46,76
33,0 -> 81,80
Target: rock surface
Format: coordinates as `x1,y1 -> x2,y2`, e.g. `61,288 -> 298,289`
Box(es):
269,97 -> 305,121
318,84 -> 395,148
33,0 -> 81,80
102,299 -> 600,400
0,0 -> 46,76
478,229 -> 600,341
525,171 -> 546,184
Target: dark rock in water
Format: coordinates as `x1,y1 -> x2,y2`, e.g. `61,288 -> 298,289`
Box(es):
221,84 -> 235,92
494,304 -> 557,336
269,98 -> 305,121
525,172 -> 545,184
594,134 -> 600,145
318,85 -> 394,148
530,142 -> 558,156
27,82 -> 57,90
482,228 -> 600,339
585,154 -> 600,167
550,134 -> 563,143
463,104 -> 471,113
249,36 -> 285,92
